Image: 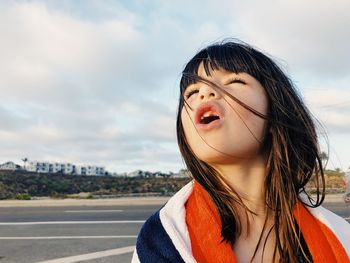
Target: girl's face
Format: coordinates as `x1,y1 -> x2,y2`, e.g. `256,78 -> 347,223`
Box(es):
181,62 -> 269,165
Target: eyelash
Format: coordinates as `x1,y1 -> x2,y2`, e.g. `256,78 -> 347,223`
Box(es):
184,78 -> 246,99
227,78 -> 246,85
184,89 -> 198,99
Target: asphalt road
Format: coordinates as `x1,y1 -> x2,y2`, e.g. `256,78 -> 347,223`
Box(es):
0,204 -> 161,263
0,201 -> 348,263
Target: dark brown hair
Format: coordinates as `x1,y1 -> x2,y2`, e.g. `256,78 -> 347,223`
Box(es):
176,40 -> 325,262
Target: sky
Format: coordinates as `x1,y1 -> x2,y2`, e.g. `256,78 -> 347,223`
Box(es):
0,0 -> 349,173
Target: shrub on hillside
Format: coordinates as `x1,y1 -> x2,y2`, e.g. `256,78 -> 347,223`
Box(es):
15,193 -> 31,200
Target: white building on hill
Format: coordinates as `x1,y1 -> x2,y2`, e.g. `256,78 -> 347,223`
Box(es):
26,161 -> 105,176
127,170 -> 143,177
0,161 -> 21,171
75,165 -> 105,176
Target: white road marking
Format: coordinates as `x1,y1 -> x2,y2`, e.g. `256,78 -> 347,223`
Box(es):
0,235 -> 137,240
37,245 -> 135,263
0,220 -> 144,225
344,217 -> 350,220
64,210 -> 123,213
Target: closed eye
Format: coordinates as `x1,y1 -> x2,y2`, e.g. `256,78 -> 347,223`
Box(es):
184,88 -> 199,99
226,78 -> 246,85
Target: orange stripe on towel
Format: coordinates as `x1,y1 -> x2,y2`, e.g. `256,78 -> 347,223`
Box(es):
294,202 -> 349,263
185,181 -> 237,263
186,181 -> 349,263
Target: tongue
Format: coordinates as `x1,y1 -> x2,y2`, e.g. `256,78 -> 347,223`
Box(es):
201,115 -> 220,124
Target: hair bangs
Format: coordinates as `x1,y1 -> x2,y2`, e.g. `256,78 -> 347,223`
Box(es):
180,42 -> 265,96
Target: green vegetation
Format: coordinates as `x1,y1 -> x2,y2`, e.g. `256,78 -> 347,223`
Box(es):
15,193 -> 31,200
0,168 -> 346,200
0,170 -> 190,200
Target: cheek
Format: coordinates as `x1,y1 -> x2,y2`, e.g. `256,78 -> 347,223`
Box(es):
180,107 -> 202,151
240,97 -> 268,141
226,92 -> 268,144
181,107 -> 194,139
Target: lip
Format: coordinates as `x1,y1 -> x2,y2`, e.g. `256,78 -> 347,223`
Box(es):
195,101 -> 224,131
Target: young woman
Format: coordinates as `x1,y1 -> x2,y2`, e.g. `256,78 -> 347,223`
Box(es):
132,40 -> 350,262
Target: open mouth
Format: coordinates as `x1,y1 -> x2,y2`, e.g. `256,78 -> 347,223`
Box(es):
200,112 -> 220,124
195,102 -> 224,130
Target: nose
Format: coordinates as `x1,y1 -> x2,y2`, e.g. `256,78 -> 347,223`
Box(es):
198,84 -> 220,101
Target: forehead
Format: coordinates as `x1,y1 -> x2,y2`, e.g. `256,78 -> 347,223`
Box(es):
197,61 -> 232,79
196,61 -> 257,84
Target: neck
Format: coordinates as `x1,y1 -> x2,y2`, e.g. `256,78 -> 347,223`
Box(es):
209,154 -> 268,216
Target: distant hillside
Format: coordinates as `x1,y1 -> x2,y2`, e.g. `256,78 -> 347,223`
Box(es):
0,170 -> 191,200
0,170 -> 345,200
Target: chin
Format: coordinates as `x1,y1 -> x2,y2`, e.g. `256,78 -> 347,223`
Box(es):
196,147 -> 261,165
196,152 -> 236,165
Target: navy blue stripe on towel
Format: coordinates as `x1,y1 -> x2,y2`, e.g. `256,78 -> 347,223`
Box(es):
136,207 -> 186,263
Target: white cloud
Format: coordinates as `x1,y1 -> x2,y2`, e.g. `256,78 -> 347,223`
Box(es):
227,0 -> 350,78
0,1 -> 146,103
0,0 -> 349,172
304,88 -> 350,133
